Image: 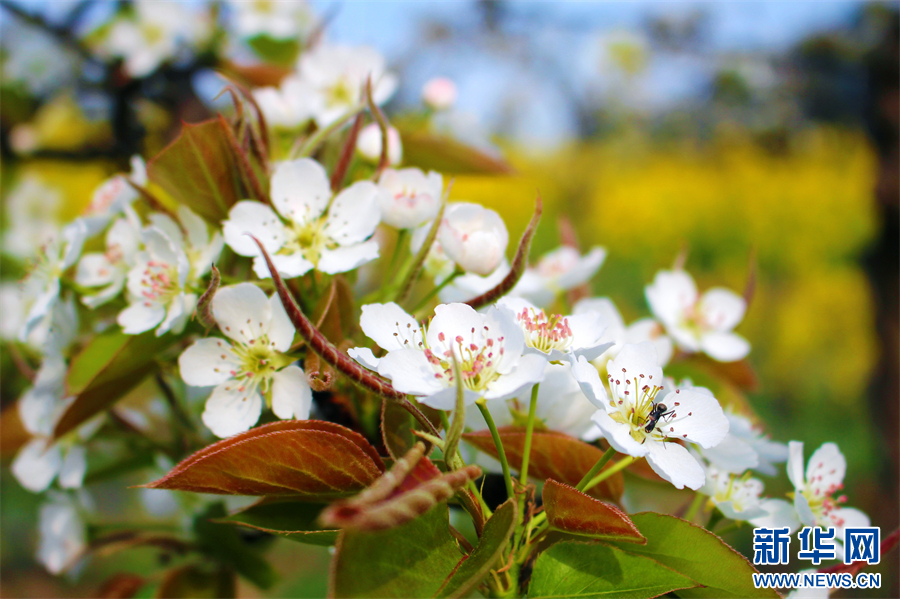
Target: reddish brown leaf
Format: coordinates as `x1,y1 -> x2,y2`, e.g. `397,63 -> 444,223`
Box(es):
0,403 -> 30,458
142,420 -> 384,497
462,427 -> 624,502
543,479 -> 645,543
96,573 -> 144,599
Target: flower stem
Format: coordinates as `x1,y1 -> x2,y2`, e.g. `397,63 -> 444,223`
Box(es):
575,447 -> 616,492
582,455 -> 636,493
684,492 -> 706,523
411,267 -> 463,313
476,400 -> 515,502
519,384 -> 540,486
296,103 -> 366,158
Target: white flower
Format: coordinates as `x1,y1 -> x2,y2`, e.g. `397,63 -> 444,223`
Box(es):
298,44 -> 398,127
223,158 -> 380,279
102,1 -> 194,77
178,283 -> 311,438
118,206 -> 222,336
358,302 -> 547,410
497,296 -> 612,362
573,297 -> 673,368
75,217 -> 140,308
12,427 -> 99,494
410,224 -> 460,285
570,342 -> 729,490
438,203 -> 508,276
701,411 -> 788,475
787,442 -> 870,546
439,261 -> 510,303
376,168 -> 442,229
700,466 -> 797,530
227,0 -> 315,40
515,246 -> 606,307
2,284 -> 78,355
84,155 -> 146,221
253,75 -> 313,129
2,174 -> 63,260
20,221 -> 88,342
357,124 -> 403,166
18,354 -> 70,438
422,77 -> 458,111
645,269 -> 750,362
36,495 -> 87,575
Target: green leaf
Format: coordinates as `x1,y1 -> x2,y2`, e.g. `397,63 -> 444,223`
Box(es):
543,479 -> 645,543
193,503 -> 276,589
217,498 -> 338,546
143,420 -> 384,498
146,119 -> 248,223
381,399 -> 442,461
436,498 -> 517,599
400,130 -> 514,175
156,564 -> 236,599
330,503 -> 463,598
607,513 -> 780,599
462,427 -> 624,503
57,329 -> 174,438
246,35 -> 301,66
528,541 -> 697,599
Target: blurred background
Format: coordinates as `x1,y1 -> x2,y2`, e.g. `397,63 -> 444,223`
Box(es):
1,1 -> 897,597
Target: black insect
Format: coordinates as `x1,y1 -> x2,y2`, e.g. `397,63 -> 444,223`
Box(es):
643,402 -> 674,434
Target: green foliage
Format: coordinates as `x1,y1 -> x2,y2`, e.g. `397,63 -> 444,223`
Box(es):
193,503 -> 277,589
218,498 -> 338,546
528,541 -> 697,599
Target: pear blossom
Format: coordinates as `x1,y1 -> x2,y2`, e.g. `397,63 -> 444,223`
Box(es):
422,77 -> 458,111
701,466 -> 798,529
358,124 -> 403,166
75,217 -> 141,308
359,302 -> 547,410
410,224 -> 461,285
2,174 -> 64,259
118,207 -> 222,336
36,494 -> 87,575
223,158 -> 381,279
702,411 -> 788,475
515,246 -> 607,307
497,296 -> 612,362
253,75 -> 313,129
178,283 -> 311,438
376,168 -> 442,229
298,44 -> 398,127
20,221 -> 88,342
573,297 -> 673,368
2,283 -> 78,354
438,203 -> 509,276
348,302 -> 423,371
227,0 -> 315,40
645,269 -> 750,362
787,441 -> 870,555
11,419 -> 102,494
571,342 -> 729,490
84,156 -> 146,222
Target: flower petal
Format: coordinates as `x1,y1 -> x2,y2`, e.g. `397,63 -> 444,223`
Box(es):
804,442 -> 845,497
377,348 -> 445,396
556,246 -> 607,290
426,302 -> 485,350
157,292 -> 195,336
348,347 -> 380,370
699,332 -> 750,362
657,388 -> 728,449
645,440 -> 705,490
794,490 -> 816,526
201,384 -> 263,438
323,181 -> 381,245
590,409 -> 649,458
252,252 -> 314,279
223,201 -> 286,257
178,337 -> 240,387
570,355 -> 611,410
750,499 -> 801,532
484,354 -> 547,401
12,438 -> 62,493
178,205 -> 209,249
271,365 -> 312,420
699,288 -> 746,332
75,253 -> 116,288
118,301 -> 166,335
213,283 -> 273,345
699,433 -> 758,473
270,158 -> 331,224
266,292 -> 296,351
359,302 -> 423,351
645,270 -> 697,328
318,240 -> 380,274
606,342 -> 663,401
58,445 -> 87,489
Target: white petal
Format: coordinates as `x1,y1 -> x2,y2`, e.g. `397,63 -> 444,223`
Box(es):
645,270 -> 697,328
252,252 -> 314,279
787,441 -> 806,490
266,292 -> 296,351
359,303 -> 423,352
37,500 -> 86,575
606,342 -> 663,400
716,499 -> 768,522
148,213 -> 184,248
157,292 -> 194,336
222,201 -> 286,257
213,283 -> 272,345
270,159 -> 331,224
805,442 -> 845,497
178,338 -> 241,387
377,348 -> 446,396
794,490 -> 816,527
142,226 -> 179,266
202,384 -> 263,438
426,302 -> 485,349
118,301 -> 166,335
699,433 -> 758,473
699,288 -> 746,332
178,205 -> 209,249
324,181 -> 381,245
567,312 -> 612,360
12,439 -> 62,493
271,365 -> 312,420
657,389 -> 728,449
834,507 -> 870,530
22,278 -> 59,342
75,253 -> 116,287
318,240 -> 380,274
591,410 -> 648,458
700,332 -> 750,362
58,445 -> 87,489
570,355 -> 611,410
418,386 -> 475,411
556,246 -> 607,290
750,499 -> 801,532
484,354 -> 548,401
645,440 -> 706,490
348,347 -> 380,370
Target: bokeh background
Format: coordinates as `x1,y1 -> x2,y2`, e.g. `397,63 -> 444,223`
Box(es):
1,1 -> 898,597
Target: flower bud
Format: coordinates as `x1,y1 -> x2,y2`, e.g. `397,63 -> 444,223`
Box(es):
438,202 -> 508,276
357,123 -> 402,165
422,77 -> 457,111
377,168 -> 442,229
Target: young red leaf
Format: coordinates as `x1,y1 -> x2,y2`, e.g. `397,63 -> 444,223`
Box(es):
462,427 -> 624,502
542,479 -> 645,544
142,420 -> 384,498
